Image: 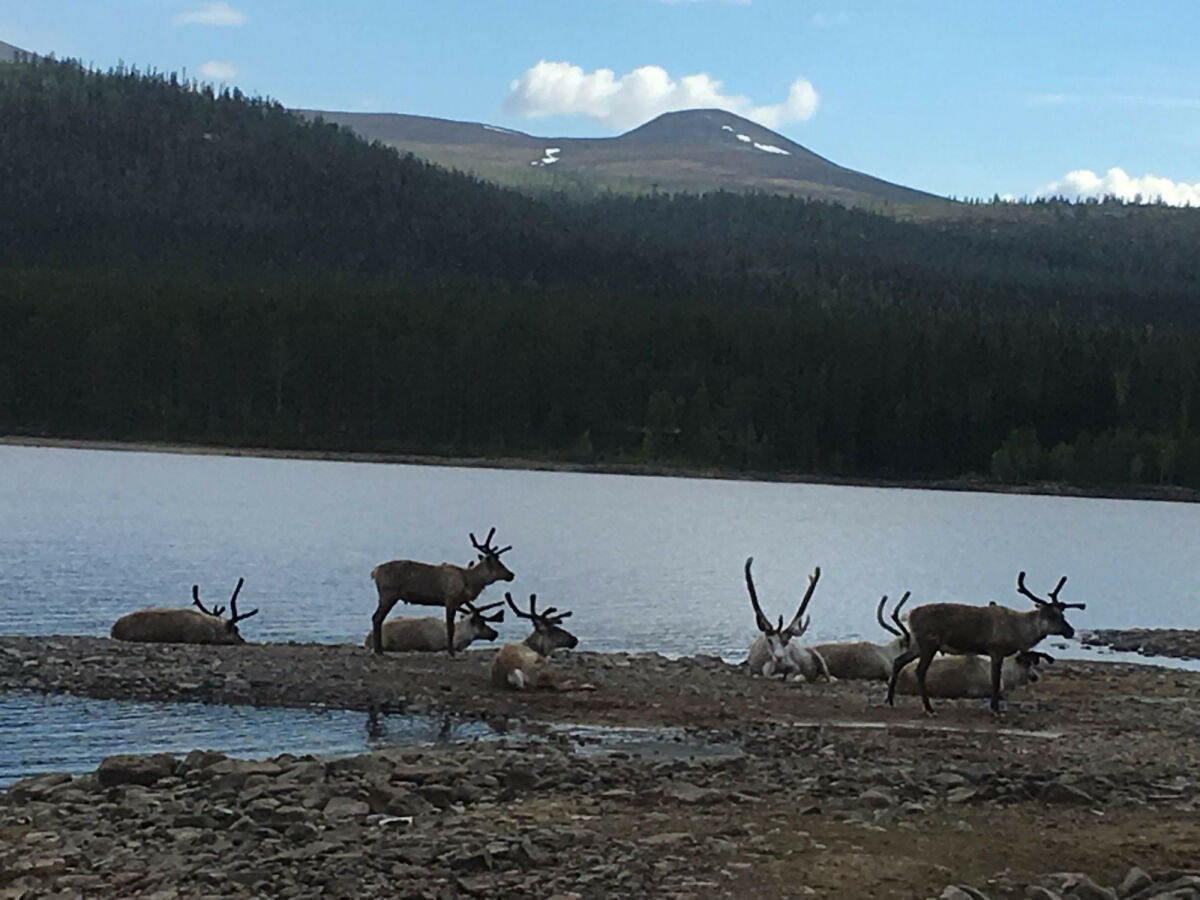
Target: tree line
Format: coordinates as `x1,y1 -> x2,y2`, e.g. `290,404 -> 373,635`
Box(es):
1,56 -> 1199,489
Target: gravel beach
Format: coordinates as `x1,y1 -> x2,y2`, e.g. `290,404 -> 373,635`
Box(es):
2,636 -> 1199,898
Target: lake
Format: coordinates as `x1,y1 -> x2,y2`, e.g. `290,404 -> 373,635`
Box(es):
2,443 -> 1198,784
2,443 -> 1198,656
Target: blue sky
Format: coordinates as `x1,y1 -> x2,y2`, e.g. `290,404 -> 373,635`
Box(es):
4,0 -> 1199,203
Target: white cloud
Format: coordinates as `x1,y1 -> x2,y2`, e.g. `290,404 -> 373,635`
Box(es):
198,60 -> 238,81
811,11 -> 851,27
1037,167 -> 1200,206
174,2 -> 245,26
503,60 -> 818,130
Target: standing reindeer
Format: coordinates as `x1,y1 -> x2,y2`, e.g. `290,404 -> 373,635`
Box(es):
370,528 -> 514,656
111,578 -> 259,644
490,592 -> 579,690
743,557 -> 833,682
812,592 -> 912,681
364,600 -> 505,652
886,571 -> 1085,715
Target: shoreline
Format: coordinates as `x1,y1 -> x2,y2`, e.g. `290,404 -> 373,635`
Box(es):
4,433 -> 1199,504
2,637 -> 1200,898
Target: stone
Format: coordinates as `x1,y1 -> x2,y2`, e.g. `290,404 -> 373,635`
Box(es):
662,781 -> 721,805
1116,868 -> 1152,897
96,753 -> 177,787
322,796 -> 369,820
1040,782 -> 1096,805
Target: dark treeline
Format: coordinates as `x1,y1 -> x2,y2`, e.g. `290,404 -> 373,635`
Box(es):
2,57 -> 1200,489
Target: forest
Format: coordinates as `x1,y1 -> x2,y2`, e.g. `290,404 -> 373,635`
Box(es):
2,56 -> 1199,489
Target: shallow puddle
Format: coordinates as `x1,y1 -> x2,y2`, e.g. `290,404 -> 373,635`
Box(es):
0,691 -> 497,787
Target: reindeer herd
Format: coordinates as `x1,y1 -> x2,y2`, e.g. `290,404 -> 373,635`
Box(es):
107,525 -> 1086,714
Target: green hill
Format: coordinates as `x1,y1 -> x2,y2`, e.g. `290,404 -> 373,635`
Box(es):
2,54 -> 1200,489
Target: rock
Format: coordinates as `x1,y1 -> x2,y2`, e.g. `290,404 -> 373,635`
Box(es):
941,887 -> 989,900
1038,780 -> 1096,805
859,789 -> 895,809
1026,888 -> 1063,900
322,796 -> 369,820
1117,867 -> 1152,897
947,786 -> 978,804
641,832 -> 693,846
6,772 -> 73,802
662,781 -> 721,805
1041,873 -> 1117,900
96,753 -> 178,787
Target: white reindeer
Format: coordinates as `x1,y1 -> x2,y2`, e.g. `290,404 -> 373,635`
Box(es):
743,557 -> 833,683
370,527 -> 514,656
364,600 -> 504,652
111,579 -> 258,645
812,592 -> 912,681
893,649 -> 1053,699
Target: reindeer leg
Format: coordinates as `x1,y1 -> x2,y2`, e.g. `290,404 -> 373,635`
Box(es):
915,646 -> 938,716
886,646 -> 919,707
444,605 -> 457,657
990,653 -> 1005,716
371,593 -> 398,655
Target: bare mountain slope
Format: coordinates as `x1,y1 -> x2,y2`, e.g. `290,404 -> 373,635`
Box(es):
297,107 -> 948,208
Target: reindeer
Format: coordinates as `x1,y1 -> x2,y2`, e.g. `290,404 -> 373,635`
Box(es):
812,592 -> 912,681
364,600 -> 504,652
743,557 -> 833,683
490,592 -> 579,690
370,527 -> 514,656
886,571 -> 1085,715
111,578 -> 259,644
893,650 -> 1053,699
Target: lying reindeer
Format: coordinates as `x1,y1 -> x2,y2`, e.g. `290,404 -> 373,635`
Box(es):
886,571 -> 1085,715
111,578 -> 259,644
370,527 -> 514,656
490,592 -> 579,690
363,600 -> 504,652
743,557 -> 833,683
812,592 -> 912,681
893,650 -> 1053,699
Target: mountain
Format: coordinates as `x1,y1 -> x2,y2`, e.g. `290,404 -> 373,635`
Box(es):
295,107 -> 948,208
0,40 -> 34,63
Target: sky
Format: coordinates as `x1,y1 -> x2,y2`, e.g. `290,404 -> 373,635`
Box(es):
3,0 -> 1200,204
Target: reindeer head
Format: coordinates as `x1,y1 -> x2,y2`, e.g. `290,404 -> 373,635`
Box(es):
1016,571 -> 1085,639
192,577 -> 258,644
506,592 -> 579,655
744,557 -> 820,661
470,527 -> 515,584
1013,649 -> 1055,684
460,600 -> 504,642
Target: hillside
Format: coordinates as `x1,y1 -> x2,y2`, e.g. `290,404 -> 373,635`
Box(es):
297,107 -> 948,208
2,55 -> 1200,490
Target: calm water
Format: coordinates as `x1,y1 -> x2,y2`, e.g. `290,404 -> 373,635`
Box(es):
2,444 -> 1198,653
2,444 -> 1198,782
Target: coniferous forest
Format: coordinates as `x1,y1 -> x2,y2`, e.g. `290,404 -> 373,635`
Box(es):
3,56 -> 1200,489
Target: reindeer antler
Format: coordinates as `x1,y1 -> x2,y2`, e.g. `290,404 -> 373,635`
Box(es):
744,557 -> 775,635
505,592 -> 571,626
876,595 -> 900,637
1017,572 -> 1085,610
227,577 -> 258,624
463,599 -> 504,622
783,566 -> 820,636
470,527 -> 512,558
192,584 -> 225,618
891,591 -> 911,642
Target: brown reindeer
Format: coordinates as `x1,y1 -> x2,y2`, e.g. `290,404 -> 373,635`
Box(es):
111,578 -> 259,644
370,528 -> 514,656
886,571 -> 1085,715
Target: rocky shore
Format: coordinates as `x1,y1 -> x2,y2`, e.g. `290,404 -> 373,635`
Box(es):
1081,628 -> 1200,662
3,637 -> 1200,897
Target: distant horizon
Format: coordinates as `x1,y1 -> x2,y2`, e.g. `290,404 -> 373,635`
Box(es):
4,1 -> 1200,205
